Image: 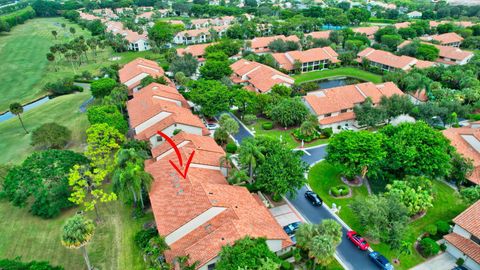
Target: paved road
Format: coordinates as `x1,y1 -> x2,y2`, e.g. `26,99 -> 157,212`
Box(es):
230,115 -> 379,270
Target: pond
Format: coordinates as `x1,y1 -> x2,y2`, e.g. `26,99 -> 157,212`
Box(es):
0,96 -> 50,123
317,77 -> 365,90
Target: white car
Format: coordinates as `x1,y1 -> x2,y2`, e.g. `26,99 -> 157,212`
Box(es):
206,123 -> 219,130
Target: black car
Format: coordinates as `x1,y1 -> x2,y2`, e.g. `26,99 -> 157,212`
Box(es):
305,190 -> 323,206
283,222 -> 301,236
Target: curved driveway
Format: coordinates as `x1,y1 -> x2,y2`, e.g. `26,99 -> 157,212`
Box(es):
229,114 -> 379,270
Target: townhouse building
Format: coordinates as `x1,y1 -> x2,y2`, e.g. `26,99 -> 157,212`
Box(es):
357,48 -> 436,72
272,46 -> 340,73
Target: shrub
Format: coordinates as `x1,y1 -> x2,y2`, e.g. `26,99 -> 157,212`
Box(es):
424,224 -> 437,236
456,258 -> 465,266
262,122 -> 273,130
331,187 -> 340,197
340,186 -> 349,196
44,77 -> 83,96
321,127 -> 333,138
87,105 -> 129,134
90,78 -> 117,98
280,261 -> 293,270
468,114 -> 480,121
226,143 -> 238,153
272,193 -> 282,201
243,114 -> 257,125
173,129 -> 182,135
31,122 -> 72,149
436,220 -> 450,235
419,237 -> 440,257
440,243 -> 447,251
0,259 -> 63,270
134,227 -> 158,249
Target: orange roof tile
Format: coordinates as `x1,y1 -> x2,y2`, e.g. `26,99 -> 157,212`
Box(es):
442,126 -> 480,185
319,111 -> 356,125
394,22 -> 411,29
230,59 -> 294,93
176,42 -> 215,58
119,58 -> 166,90
272,47 -> 339,71
444,233 -> 480,264
250,35 -> 300,52
424,32 -> 464,45
352,26 -> 379,37
399,40 -> 473,64
305,82 -> 404,116
306,30 -> 331,40
357,48 -> 436,70
453,200 -> 480,237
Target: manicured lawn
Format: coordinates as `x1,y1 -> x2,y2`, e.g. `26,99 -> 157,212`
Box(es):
0,200 -> 150,270
308,161 -> 468,270
0,90 -> 92,165
0,17 -> 167,113
293,67 -> 383,84
246,118 -> 329,149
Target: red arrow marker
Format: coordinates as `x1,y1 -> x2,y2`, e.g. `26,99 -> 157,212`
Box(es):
157,131 -> 195,179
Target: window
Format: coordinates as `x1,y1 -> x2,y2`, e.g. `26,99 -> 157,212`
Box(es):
156,136 -> 163,142
340,109 -> 347,113
207,263 -> 215,270
324,113 -> 332,117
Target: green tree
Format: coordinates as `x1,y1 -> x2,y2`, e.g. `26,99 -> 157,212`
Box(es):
255,137 -> 307,198
199,59 -> 232,80
379,122 -> 453,179
90,78 -> 117,98
386,176 -> 434,216
353,97 -> 387,128
350,194 -> 409,248
460,186 -> 480,204
31,122 -> 71,149
238,137 -> 265,180
296,220 -> 342,266
218,113 -> 239,135
379,94 -> 414,120
188,80 -> 231,117
61,214 -> 95,270
148,21 -> 184,47
448,152 -> 474,186
232,88 -> 259,115
169,53 -> 199,77
84,123 -> 125,172
2,150 -> 88,218
9,102 -> 28,134
87,105 -> 128,134
215,237 -> 281,270
381,34 -> 403,51
106,85 -> 128,114
347,8 -> 370,25
270,97 -> 309,127
112,148 -> 153,209
327,131 -> 386,179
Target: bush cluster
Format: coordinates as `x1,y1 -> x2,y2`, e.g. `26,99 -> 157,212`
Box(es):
226,143 -> 238,153
435,220 -> 451,235
419,237 -> 440,257
243,114 -> 257,125
330,184 -> 349,197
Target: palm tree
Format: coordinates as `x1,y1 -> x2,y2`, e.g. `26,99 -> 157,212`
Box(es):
51,30 -> 57,39
109,86 -> 128,114
219,153 -> 235,177
61,214 -> 95,270
9,102 -> 28,134
300,115 -> 318,137
112,148 -> 152,209
238,139 -> 264,181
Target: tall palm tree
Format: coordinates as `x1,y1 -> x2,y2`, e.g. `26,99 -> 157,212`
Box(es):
219,153 -> 235,177
112,148 -> 152,209
51,30 -> 57,39
238,139 -> 265,181
109,86 -> 128,114
61,214 -> 95,270
9,102 -> 28,134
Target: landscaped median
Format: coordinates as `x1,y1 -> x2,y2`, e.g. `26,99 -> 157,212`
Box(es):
293,67 -> 383,84
307,161 -> 468,270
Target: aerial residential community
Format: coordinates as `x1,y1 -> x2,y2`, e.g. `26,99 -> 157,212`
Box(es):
1,0 -> 480,269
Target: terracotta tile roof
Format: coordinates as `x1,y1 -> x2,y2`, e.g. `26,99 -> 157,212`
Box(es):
119,58 -> 166,90
176,28 -> 211,38
357,48 -> 436,70
444,233 -> 480,264
430,21 -> 475,28
151,132 -> 226,167
176,42 -> 214,58
319,111 -> 356,125
230,59 -> 294,93
167,20 -> 184,25
410,89 -> 428,102
146,160 -> 293,268
453,200 -> 480,237
352,26 -> 379,37
132,82 -> 188,107
394,22 -> 411,29
250,35 -> 300,52
105,21 -> 148,43
306,30 -> 331,40
79,12 -> 101,21
442,126 -> 480,185
272,47 -> 340,71
399,41 -> 473,64
305,82 -> 403,116
423,32 -> 464,45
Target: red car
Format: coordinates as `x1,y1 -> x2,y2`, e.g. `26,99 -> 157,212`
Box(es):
346,230 -> 370,250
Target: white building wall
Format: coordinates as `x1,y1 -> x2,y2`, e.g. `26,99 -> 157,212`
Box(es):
266,239 -> 283,253
134,111 -> 171,134
149,124 -> 203,147
453,225 -> 472,239
124,73 -> 149,88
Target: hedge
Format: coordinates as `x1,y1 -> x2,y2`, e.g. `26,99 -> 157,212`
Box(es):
419,237 -> 440,257
226,142 -> 237,153
435,220 -> 451,235
330,184 -> 349,197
